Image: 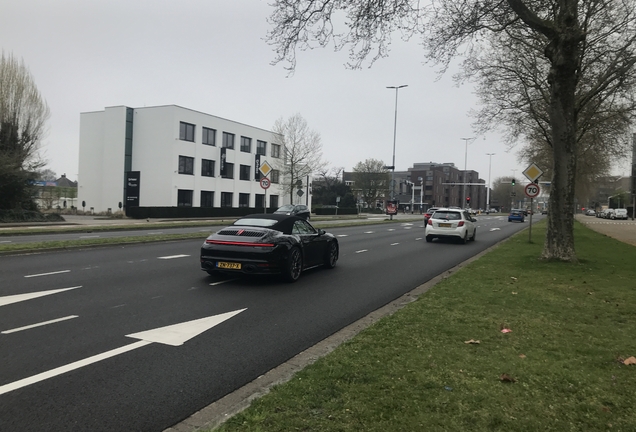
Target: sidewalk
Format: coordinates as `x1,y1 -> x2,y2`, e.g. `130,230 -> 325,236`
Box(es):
574,213 -> 636,246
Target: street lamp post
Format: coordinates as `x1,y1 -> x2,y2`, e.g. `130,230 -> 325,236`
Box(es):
486,153 -> 495,211
460,137 -> 473,207
418,176 -> 424,213
511,168 -> 518,211
387,85 -> 408,219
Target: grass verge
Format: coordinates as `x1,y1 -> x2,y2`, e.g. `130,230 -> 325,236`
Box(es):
213,221 -> 636,432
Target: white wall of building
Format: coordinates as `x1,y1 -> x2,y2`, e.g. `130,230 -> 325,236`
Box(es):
78,105 -> 288,213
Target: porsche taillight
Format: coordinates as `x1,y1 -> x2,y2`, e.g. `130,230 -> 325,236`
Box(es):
205,240 -> 274,247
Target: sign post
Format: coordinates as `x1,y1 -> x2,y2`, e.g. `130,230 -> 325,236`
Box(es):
524,182 -> 541,243
259,161 -> 273,213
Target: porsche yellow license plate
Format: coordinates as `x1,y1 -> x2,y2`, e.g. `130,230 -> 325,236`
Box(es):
439,223 -> 452,228
217,261 -> 241,270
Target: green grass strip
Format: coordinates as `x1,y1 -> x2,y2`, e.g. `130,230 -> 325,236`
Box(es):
214,221 -> 636,432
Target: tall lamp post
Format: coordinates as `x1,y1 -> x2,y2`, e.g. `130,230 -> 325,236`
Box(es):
387,85 -> 408,219
486,153 -> 495,211
460,137 -> 473,207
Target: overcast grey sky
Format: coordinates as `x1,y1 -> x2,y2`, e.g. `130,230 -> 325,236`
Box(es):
2,0 -> 585,186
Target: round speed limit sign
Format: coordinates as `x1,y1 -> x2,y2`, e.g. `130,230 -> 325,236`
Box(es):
260,177 -> 271,189
524,183 -> 540,198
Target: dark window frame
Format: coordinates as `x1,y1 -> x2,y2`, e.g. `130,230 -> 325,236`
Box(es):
256,140 -> 267,156
201,159 -> 215,177
220,192 -> 233,208
239,193 -> 250,208
179,122 -> 195,142
222,162 -> 234,179
222,132 -> 235,149
240,136 -> 252,153
177,189 -> 193,207
202,127 -> 216,146
239,164 -> 251,181
178,155 -> 194,175
200,191 -> 214,207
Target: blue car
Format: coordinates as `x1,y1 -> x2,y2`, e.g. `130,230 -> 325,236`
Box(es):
508,210 -> 525,222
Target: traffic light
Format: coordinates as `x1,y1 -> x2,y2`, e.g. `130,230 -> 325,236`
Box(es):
511,178 -> 516,186
466,196 -> 471,204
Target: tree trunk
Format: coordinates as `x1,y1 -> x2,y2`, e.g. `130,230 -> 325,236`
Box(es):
542,9 -> 580,262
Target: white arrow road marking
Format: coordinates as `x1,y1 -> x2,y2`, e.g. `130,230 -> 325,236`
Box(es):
158,254 -> 190,259
0,308 -> 246,396
2,315 -> 78,334
0,286 -> 81,307
24,270 -> 71,278
127,309 -> 246,346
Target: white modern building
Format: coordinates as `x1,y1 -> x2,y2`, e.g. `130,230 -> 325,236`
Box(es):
78,105 -> 286,214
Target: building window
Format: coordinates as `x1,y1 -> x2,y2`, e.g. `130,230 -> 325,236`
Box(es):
222,132 -> 235,149
256,140 -> 267,156
239,164 -> 251,181
201,159 -> 215,177
202,127 -> 216,146
270,169 -> 280,184
179,122 -> 195,142
240,136 -> 252,153
269,195 -> 278,209
177,189 -> 193,207
221,192 -> 233,207
222,162 -> 234,179
201,191 -> 214,207
271,143 -> 281,158
178,155 -> 194,175
255,194 -> 265,208
239,193 -> 250,208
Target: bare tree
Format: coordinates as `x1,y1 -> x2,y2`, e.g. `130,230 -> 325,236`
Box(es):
0,52 -> 50,210
38,168 -> 57,182
266,0 -> 636,261
352,158 -> 390,208
272,113 -> 328,204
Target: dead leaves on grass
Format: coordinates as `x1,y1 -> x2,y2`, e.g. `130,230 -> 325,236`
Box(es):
619,356 -> 636,365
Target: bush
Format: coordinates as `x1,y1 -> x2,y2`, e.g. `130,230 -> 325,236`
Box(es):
0,209 -> 65,223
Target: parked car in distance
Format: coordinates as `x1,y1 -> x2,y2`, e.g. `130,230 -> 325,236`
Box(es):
585,209 -> 596,216
612,208 -> 628,220
508,210 -> 525,222
273,204 -> 311,220
200,214 -> 338,282
601,208 -> 615,219
425,208 -> 477,244
541,208 -> 548,215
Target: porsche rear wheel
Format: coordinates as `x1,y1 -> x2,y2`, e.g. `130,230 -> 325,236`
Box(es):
282,247 -> 303,282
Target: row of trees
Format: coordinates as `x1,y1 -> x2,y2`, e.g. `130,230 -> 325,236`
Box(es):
0,52 -> 50,212
266,0 -> 636,261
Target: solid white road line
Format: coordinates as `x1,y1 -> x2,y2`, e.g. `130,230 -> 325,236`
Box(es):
24,270 -> 70,278
0,286 -> 82,307
364,231 -> 374,234
355,250 -> 368,253
391,243 -> 399,246
209,279 -> 237,286
0,340 -> 152,396
2,315 -> 79,334
157,254 -> 190,259
337,234 -> 348,237
79,235 -> 100,239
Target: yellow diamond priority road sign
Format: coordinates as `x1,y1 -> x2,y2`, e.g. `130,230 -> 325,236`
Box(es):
259,160 -> 273,177
523,163 -> 543,183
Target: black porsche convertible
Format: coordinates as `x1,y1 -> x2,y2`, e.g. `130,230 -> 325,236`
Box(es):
200,214 -> 339,282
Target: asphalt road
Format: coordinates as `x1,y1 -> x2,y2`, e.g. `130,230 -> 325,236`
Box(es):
0,215 -> 536,431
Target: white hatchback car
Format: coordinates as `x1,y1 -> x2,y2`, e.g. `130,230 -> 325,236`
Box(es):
612,208 -> 628,220
426,208 -> 477,244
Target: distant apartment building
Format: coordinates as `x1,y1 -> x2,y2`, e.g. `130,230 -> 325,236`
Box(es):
78,105 -> 285,214
345,162 -> 487,211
